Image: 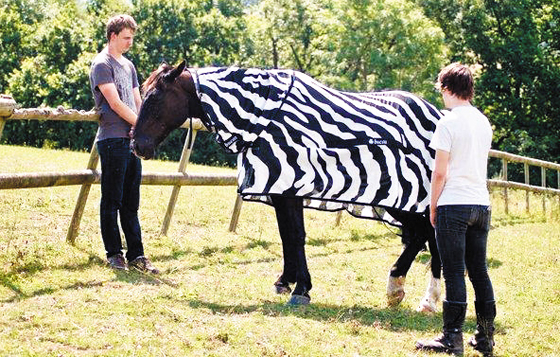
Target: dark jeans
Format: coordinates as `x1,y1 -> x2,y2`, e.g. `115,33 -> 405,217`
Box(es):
97,138 -> 144,261
436,205 -> 494,303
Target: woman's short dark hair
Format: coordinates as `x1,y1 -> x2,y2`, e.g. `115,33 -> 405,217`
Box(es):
106,14 -> 137,41
436,63 -> 474,101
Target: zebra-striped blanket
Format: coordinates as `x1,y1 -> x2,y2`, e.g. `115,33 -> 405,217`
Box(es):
191,67 -> 442,221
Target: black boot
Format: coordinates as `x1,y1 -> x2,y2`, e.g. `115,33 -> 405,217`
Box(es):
416,300 -> 467,355
468,300 -> 496,357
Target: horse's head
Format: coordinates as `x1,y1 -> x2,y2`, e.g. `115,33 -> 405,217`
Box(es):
132,61 -> 200,159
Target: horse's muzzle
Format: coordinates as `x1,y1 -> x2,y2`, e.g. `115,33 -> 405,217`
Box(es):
131,137 -> 155,160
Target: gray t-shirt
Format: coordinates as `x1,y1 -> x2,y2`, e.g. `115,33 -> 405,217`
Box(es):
90,50 -> 139,141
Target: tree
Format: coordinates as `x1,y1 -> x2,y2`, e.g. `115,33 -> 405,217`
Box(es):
328,0 -> 447,99
244,0 -> 448,102
417,0 -> 560,167
0,0 -> 46,93
2,0 -> 99,150
243,0 -> 329,74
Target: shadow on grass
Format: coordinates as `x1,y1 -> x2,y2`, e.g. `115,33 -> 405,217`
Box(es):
0,247 -> 179,303
307,229 -> 395,247
187,298 -> 452,333
0,230 -> 404,304
147,229 -> 395,273
186,298 -> 503,335
0,265 -> 178,303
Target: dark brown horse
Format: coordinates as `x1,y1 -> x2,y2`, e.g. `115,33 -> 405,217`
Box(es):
132,61 -> 441,308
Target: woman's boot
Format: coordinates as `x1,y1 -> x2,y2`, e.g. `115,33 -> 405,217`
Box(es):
468,300 -> 496,357
416,300 -> 467,355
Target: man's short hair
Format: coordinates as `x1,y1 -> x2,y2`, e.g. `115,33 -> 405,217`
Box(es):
106,14 -> 137,41
436,63 -> 474,101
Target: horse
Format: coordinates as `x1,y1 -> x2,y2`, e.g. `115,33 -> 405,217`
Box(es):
132,61 -> 441,309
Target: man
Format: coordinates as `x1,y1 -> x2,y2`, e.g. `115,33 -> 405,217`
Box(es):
416,63 -> 496,356
89,14 -> 159,274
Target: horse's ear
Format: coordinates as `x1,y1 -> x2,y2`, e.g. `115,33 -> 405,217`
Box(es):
164,61 -> 187,82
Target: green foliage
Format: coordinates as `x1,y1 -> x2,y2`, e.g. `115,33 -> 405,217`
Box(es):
1,0 -> 558,167
416,0 -> 560,166
0,4 -> 23,93
131,0 -> 199,76
153,130 -> 236,167
243,0 -> 446,102
327,0 -> 447,98
243,0 -> 328,73
1,1 -> 99,150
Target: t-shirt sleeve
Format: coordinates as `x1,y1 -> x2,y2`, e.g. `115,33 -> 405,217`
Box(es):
430,120 -> 452,152
91,62 -> 113,90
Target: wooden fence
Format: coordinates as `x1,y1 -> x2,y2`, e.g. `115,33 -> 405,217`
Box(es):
0,95 -> 241,244
488,150 -> 560,214
1,95 -> 559,243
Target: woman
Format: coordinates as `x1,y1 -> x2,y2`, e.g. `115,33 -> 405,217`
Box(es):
416,63 -> 496,356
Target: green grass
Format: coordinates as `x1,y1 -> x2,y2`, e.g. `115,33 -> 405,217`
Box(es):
1,144 -> 559,356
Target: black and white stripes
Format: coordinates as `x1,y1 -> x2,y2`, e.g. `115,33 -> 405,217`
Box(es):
192,67 -> 442,221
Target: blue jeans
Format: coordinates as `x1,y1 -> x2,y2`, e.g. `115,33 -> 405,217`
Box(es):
436,205 -> 494,303
97,138 -> 144,261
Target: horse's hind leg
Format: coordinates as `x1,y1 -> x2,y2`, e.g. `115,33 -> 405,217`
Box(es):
271,195 -> 312,305
385,209 -> 440,310
416,229 -> 442,313
387,225 -> 426,307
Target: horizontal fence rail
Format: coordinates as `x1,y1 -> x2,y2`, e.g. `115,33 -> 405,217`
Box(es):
0,95 -> 231,242
488,179 -> 560,195
1,101 -> 207,131
488,149 -> 560,214
0,170 -> 237,190
489,149 -> 560,172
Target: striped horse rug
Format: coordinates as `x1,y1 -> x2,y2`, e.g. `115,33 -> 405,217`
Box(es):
191,67 -> 442,221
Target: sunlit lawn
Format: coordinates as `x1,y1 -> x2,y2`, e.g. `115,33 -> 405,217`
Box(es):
1,144 -> 559,356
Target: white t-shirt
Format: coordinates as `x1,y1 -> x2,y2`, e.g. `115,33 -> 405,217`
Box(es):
429,106 -> 493,206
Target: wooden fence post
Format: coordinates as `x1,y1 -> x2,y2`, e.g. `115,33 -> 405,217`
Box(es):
503,159 -> 509,214
542,167 -> 546,213
228,194 -> 243,232
524,163 -> 530,213
0,118 -> 5,140
335,211 -> 343,226
66,134 -> 99,244
160,128 -> 198,236
0,95 -> 17,140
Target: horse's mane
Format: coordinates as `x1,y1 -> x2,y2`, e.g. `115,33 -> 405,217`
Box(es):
142,63 -> 174,93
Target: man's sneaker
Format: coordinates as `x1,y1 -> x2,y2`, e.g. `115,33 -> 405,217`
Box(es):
108,254 -> 128,270
128,256 -> 160,274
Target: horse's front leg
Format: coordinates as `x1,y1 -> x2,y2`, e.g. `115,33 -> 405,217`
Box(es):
273,199 -> 298,295
271,195 -> 312,305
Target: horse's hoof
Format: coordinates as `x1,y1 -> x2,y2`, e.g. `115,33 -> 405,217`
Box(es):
287,294 -> 311,306
416,298 -> 437,313
274,283 -> 292,295
416,277 -> 440,313
387,275 -> 406,307
387,290 -> 405,307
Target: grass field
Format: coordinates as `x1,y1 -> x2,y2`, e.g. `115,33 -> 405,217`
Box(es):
0,144 -> 559,356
